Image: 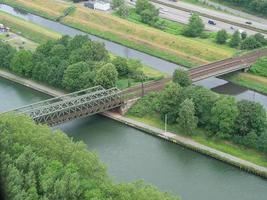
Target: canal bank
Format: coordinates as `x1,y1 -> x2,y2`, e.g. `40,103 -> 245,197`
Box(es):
1,69 -> 267,179
1,73 -> 267,200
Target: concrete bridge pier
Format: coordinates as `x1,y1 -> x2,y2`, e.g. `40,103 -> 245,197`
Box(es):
119,98 -> 139,115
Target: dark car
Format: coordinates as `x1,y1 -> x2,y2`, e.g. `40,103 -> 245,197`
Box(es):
246,21 -> 252,25
208,20 -> 216,25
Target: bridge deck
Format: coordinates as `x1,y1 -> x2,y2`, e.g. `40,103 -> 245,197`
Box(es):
5,86 -> 123,126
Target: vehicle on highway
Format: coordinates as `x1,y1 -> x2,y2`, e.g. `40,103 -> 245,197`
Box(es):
208,20 -> 216,25
245,21 -> 252,25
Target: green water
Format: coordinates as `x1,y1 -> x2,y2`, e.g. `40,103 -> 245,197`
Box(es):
1,77 -> 267,200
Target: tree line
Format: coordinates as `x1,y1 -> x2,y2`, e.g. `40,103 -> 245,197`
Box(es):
218,0 -> 267,16
0,114 -> 180,200
0,35 -> 148,91
128,69 -> 267,153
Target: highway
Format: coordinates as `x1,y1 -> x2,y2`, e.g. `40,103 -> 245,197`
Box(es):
150,0 -> 267,36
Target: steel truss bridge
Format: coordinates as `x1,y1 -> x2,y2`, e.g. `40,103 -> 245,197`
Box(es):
6,86 -> 122,126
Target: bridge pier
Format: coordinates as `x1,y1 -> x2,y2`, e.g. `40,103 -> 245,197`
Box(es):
119,98 -> 139,115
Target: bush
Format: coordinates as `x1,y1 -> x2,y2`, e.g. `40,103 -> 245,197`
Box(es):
249,56 -> 267,77
172,69 -> 191,87
241,36 -> 261,50
216,29 -> 228,44
183,14 -> 204,37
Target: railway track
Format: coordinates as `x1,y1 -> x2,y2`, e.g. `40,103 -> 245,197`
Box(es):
122,48 -> 267,98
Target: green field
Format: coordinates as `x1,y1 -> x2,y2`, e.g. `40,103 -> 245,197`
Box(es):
0,0 -> 237,67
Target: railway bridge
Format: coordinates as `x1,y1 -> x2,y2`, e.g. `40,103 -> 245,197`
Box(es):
2,49 -> 267,126
189,49 -> 267,82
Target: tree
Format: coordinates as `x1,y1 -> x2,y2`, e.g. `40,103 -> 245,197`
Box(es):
11,50 -> 33,77
0,41 -> 16,69
235,100 -> 266,136
254,33 -> 267,46
241,31 -> 247,40
210,96 -> 239,137
62,62 -> 89,91
116,4 -> 130,18
182,86 -> 218,126
135,0 -> 150,14
216,29 -> 228,44
112,0 -> 124,9
81,41 -> 109,62
172,69 -> 191,87
177,98 -> 198,135
229,31 -> 241,48
183,13 -> 205,37
241,36 -> 261,50
158,83 -> 183,123
95,63 -> 118,88
249,56 -> 267,77
112,56 -> 129,76
140,8 -> 159,26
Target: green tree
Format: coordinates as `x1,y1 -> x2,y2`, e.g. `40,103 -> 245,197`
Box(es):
216,29 -> 228,44
249,56 -> 267,77
112,0 -> 124,9
177,98 -> 198,135
135,0 -> 150,14
63,62 -> 89,91
182,86 -> 218,126
172,69 -> 191,87
95,63 -> 118,88
158,83 -> 183,123
241,36 -> 261,50
241,31 -> 247,40
11,50 -> 33,77
229,30 -> 241,48
235,100 -> 266,136
210,96 -> 239,137
0,41 -> 16,69
117,4 -> 129,18
140,8 -> 159,26
254,33 -> 267,46
112,56 -> 129,76
184,13 -> 205,37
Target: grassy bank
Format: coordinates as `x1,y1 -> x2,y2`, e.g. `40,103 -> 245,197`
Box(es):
0,12 -> 165,89
126,112 -> 267,167
0,11 -> 61,43
0,0 -> 237,67
225,72 -> 267,95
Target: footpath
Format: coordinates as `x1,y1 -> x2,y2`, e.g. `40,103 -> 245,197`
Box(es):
1,69 -> 267,178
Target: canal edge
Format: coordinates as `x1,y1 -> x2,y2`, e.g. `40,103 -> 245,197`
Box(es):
102,112 -> 267,179
1,69 -> 267,179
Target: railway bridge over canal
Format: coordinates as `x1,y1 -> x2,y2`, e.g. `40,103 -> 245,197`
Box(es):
2,49 -> 267,126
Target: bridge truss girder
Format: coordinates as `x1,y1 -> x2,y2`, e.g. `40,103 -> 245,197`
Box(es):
9,86 -> 123,126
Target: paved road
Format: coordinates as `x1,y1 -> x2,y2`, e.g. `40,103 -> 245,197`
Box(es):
149,0 -> 267,36
198,0 -> 267,24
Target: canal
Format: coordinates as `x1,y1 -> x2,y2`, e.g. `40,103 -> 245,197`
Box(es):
1,4 -> 267,109
1,76 -> 267,200
1,4 -> 267,200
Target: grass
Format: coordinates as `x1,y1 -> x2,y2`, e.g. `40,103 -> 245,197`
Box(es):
0,9 -> 164,89
0,11 -> 61,43
0,32 -> 38,51
226,72 -> 267,95
126,112 -> 267,167
1,0 -> 237,67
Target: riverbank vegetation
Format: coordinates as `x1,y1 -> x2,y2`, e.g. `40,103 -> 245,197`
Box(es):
0,35 -> 162,90
0,0 -> 237,67
225,57 -> 267,94
127,70 -> 267,167
0,114 -> 180,200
